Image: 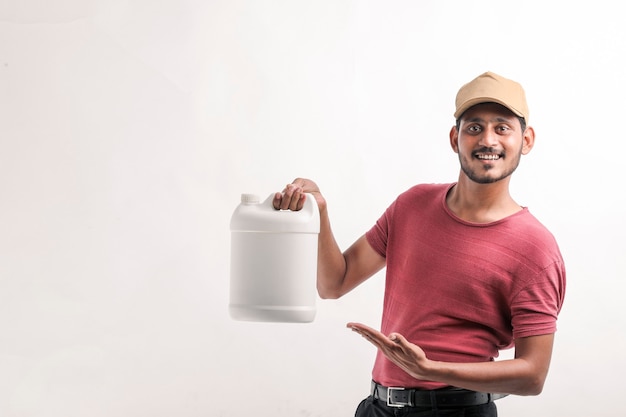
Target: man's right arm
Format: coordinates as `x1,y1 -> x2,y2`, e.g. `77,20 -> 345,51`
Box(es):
273,178 -> 385,299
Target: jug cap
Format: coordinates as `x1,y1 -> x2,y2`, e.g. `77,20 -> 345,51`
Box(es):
240,194 -> 260,204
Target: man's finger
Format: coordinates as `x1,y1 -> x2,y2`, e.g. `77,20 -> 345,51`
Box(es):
272,192 -> 283,210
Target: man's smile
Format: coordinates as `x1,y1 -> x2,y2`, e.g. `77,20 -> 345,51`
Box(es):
474,152 -> 502,161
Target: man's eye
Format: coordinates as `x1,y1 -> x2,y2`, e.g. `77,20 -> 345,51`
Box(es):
468,125 -> 481,133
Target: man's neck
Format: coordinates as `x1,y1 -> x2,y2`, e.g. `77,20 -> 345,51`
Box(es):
446,175 -> 522,223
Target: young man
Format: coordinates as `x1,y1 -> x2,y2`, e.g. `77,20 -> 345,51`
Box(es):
273,72 -> 566,417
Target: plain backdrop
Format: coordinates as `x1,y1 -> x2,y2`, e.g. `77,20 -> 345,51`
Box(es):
1,1 -> 625,416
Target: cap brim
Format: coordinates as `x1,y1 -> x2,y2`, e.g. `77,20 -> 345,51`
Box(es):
454,97 -> 525,120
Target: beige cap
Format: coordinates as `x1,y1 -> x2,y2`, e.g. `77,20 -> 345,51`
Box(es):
454,71 -> 529,121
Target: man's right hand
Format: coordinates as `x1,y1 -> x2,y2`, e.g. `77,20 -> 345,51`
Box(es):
272,178 -> 326,212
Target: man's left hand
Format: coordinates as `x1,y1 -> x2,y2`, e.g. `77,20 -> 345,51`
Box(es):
347,322 -> 431,381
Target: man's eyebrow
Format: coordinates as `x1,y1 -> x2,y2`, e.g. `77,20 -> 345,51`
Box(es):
465,116 -> 514,124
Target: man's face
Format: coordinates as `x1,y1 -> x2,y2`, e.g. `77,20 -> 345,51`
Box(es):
451,103 -> 532,184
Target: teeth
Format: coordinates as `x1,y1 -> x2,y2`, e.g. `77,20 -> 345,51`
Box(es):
476,154 -> 500,160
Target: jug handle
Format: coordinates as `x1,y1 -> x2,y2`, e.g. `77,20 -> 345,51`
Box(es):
264,192 -> 319,215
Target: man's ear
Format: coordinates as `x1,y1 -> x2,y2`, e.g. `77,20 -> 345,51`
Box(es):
449,125 -> 459,153
522,126 -> 536,155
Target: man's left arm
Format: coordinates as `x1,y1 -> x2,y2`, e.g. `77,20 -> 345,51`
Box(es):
347,322 -> 554,396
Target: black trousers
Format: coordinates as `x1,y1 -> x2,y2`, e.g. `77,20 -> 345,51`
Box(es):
355,396 -> 497,417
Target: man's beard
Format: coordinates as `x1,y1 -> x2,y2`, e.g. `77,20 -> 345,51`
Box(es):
459,147 -> 522,184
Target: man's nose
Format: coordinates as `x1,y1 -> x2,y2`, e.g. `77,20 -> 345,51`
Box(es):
478,129 -> 499,147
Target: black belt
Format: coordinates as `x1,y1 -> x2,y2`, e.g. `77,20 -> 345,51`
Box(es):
371,381 -> 507,408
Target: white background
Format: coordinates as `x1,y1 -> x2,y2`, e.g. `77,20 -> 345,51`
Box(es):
1,1 -> 625,416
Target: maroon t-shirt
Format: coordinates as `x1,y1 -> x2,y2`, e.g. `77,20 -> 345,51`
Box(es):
365,183 -> 566,389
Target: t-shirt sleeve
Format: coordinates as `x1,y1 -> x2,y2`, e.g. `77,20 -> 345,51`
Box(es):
365,201 -> 394,259
511,260 -> 566,339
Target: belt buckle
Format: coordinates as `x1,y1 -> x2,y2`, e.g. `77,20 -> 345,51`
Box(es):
387,387 -> 411,408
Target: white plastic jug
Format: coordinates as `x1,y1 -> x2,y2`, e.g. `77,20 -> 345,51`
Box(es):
229,193 -> 320,323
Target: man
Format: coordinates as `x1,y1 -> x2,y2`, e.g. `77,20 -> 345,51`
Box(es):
273,72 -> 566,417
